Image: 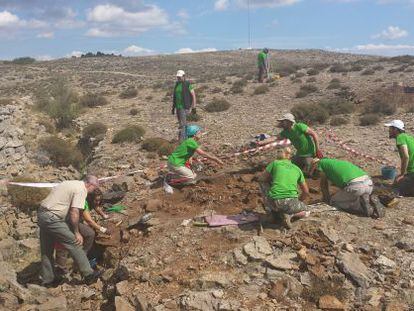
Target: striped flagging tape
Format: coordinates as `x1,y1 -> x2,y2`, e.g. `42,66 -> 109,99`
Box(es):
323,129 -> 394,166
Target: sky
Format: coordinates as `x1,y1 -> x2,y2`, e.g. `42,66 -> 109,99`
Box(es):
0,0 -> 414,60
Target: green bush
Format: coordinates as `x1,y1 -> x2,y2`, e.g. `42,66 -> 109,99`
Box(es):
83,122 -> 107,138
11,57 -> 35,65
330,116 -> 349,126
253,85 -> 269,95
8,177 -> 51,211
230,79 -> 247,94
360,113 -> 380,126
112,125 -> 145,143
205,98 -> 231,112
296,84 -> 318,98
119,87 -> 138,99
307,68 -> 319,76
291,103 -> 329,125
39,136 -> 84,169
130,108 -> 139,116
80,93 -> 108,107
319,99 -> 354,115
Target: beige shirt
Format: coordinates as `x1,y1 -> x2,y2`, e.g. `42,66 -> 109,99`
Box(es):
40,180 -> 87,219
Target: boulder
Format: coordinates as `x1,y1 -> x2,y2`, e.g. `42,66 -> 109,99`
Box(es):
115,296 -> 135,311
243,236 -> 273,261
319,295 -> 345,310
265,252 -> 298,271
337,251 -> 372,287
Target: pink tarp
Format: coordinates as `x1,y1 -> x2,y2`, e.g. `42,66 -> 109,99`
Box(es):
205,214 -> 259,227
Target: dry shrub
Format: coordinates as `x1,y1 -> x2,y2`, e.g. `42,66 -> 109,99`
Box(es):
274,63 -> 300,77
8,177 -> 51,211
329,63 -> 349,73
360,113 -> 380,126
112,125 -> 145,143
119,86 -> 138,99
187,111 -> 201,121
142,137 -> 175,156
327,80 -> 341,90
373,65 -> 384,71
38,119 -> 55,133
319,99 -> 354,115
361,69 -> 375,76
291,103 -> 329,125
330,116 -> 349,126
39,136 -> 84,169
80,93 -> 108,107
205,98 -> 230,112
364,90 -> 398,116
294,72 -> 305,78
231,79 -> 247,94
307,68 -> 319,76
130,108 -> 139,116
83,122 -> 107,138
253,85 -> 269,95
306,77 -> 317,83
296,84 -> 318,98
0,98 -> 13,106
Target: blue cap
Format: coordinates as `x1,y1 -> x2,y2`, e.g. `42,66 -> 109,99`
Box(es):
186,125 -> 201,137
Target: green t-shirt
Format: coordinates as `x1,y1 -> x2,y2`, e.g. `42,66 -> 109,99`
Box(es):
396,133 -> 414,173
168,138 -> 199,167
266,159 -> 305,199
318,158 -> 367,188
280,123 -> 316,157
84,201 -> 90,212
258,51 -> 267,67
174,82 -> 194,110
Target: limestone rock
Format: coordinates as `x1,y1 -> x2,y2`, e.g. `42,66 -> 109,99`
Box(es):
319,295 -> 345,310
337,251 -> 372,287
115,296 -> 135,311
243,236 -> 273,261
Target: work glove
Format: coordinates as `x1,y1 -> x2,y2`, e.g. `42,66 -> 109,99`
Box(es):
316,150 -> 324,159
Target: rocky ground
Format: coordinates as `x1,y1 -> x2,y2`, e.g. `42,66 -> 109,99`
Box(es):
1,50 -> 414,310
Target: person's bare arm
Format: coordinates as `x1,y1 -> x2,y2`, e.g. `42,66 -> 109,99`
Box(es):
69,207 -> 83,245
396,145 -> 409,182
306,127 -> 320,152
320,173 -> 330,203
190,89 -> 196,109
299,182 -> 310,202
195,148 -> 223,165
95,207 -> 109,219
82,210 -> 110,234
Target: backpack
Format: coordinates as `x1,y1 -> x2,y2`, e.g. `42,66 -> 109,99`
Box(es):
173,80 -> 193,110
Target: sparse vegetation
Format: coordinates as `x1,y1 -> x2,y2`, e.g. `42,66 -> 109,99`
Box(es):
130,108 -> 139,116
82,122 -> 107,138
320,98 -> 354,115
39,136 -> 84,169
296,84 -> 318,98
253,85 -> 269,95
360,113 -> 380,126
230,79 -> 247,94
10,57 -> 36,65
0,98 -> 13,106
205,98 -> 231,112
38,119 -> 55,134
307,68 -> 319,76
361,68 -> 375,75
364,90 -> 398,115
80,93 -> 108,108
274,63 -> 300,77
330,116 -> 349,126
294,72 -> 305,78
291,102 -> 329,124
112,125 -> 145,143
306,77 -> 317,83
329,63 -> 349,73
327,79 -> 341,90
142,137 -> 176,156
119,86 -> 138,99
187,111 -> 201,121
7,177 -> 51,211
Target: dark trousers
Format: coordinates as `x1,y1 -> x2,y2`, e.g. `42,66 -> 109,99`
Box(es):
177,108 -> 189,142
396,173 -> 414,196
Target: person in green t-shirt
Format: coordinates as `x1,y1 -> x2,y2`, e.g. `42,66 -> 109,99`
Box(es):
385,119 -> 414,196
259,146 -> 310,229
258,48 -> 269,83
167,125 -> 224,185
310,158 -> 384,218
258,113 -> 322,174
172,70 -> 197,142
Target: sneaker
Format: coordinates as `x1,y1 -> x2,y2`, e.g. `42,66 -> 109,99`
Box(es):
370,195 -> 386,219
360,194 -> 373,217
84,270 -> 103,285
88,258 -> 97,269
281,213 -> 292,229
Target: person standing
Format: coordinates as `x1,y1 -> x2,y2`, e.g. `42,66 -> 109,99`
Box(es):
172,70 -> 197,141
37,176 -> 102,286
385,120 -> 414,196
258,48 -> 270,83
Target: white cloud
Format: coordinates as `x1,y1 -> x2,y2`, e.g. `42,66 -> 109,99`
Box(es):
0,11 -> 20,27
0,10 -> 48,34
176,47 -> 218,54
235,0 -> 300,8
214,0 -> 230,11
373,26 -> 408,40
36,54 -> 54,61
355,43 -> 414,51
177,9 -> 189,19
86,4 -> 170,37
66,50 -> 83,58
334,43 -> 414,56
37,31 -> 54,38
123,45 -> 154,56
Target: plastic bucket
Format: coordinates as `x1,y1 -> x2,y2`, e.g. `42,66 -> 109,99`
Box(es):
381,166 -> 397,180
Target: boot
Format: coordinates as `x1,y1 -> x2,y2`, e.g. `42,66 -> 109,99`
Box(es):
360,194 -> 373,217
370,194 -> 386,218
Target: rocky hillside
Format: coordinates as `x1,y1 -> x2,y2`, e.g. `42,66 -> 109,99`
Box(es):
1,50 -> 414,310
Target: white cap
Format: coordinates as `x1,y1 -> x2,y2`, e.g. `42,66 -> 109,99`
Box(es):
385,119 -> 405,131
176,70 -> 185,77
277,113 -> 296,123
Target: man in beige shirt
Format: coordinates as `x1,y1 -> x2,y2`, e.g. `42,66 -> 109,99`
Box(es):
37,175 -> 101,286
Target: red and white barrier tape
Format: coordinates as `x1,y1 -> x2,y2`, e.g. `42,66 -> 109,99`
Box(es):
323,129 -> 394,166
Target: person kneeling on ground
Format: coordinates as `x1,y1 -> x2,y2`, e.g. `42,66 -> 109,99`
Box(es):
311,158 -> 384,218
258,113 -> 322,175
167,124 -> 224,185
385,119 -> 414,196
259,146 -> 311,229
56,189 -> 111,272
